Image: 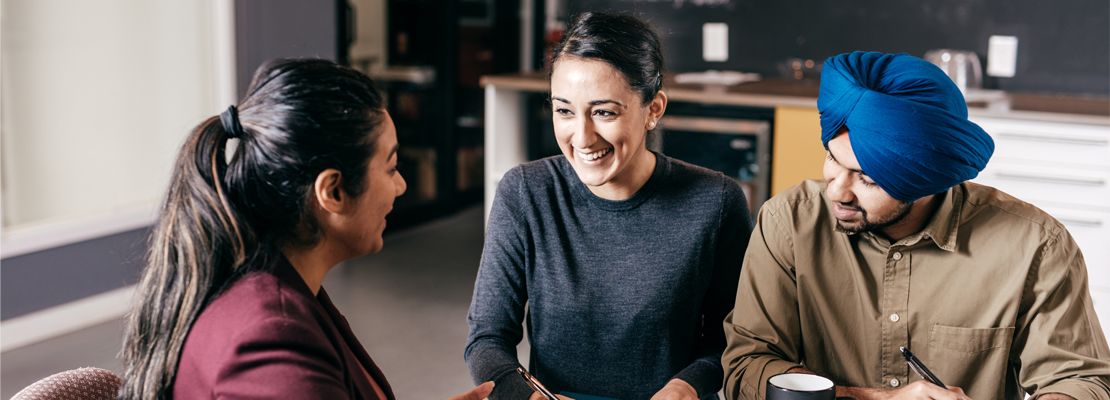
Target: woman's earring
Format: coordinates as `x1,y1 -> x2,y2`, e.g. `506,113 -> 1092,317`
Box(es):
648,121 -> 656,129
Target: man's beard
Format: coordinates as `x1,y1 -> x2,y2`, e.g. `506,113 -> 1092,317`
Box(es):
836,200 -> 915,234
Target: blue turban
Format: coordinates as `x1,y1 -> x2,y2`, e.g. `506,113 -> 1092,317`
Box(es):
818,51 -> 994,202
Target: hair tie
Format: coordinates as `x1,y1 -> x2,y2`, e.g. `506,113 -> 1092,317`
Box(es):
219,105 -> 244,139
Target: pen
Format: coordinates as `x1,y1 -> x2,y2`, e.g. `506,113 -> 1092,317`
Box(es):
517,367 -> 559,400
900,346 -> 947,390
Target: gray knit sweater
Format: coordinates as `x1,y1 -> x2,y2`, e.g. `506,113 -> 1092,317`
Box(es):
465,153 -> 752,400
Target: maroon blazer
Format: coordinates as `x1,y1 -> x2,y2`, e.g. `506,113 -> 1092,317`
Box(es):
174,257 -> 394,400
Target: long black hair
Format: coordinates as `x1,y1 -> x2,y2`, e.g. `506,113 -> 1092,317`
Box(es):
550,12 -> 666,105
118,58 -> 386,399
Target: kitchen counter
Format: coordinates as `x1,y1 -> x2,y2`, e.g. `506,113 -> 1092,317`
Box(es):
480,72 -> 1110,126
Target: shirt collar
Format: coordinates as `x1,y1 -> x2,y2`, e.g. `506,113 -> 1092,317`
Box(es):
917,185 -> 962,252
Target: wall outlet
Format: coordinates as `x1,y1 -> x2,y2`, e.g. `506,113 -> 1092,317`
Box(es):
703,23 -> 728,62
987,35 -> 1018,78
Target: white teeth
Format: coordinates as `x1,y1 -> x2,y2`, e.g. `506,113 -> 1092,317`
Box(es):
581,148 -> 609,161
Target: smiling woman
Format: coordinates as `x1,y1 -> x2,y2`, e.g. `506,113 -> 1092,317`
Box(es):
465,12 -> 754,400
549,56 -> 663,200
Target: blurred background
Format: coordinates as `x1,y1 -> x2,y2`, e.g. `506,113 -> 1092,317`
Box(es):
1,0 -> 1107,397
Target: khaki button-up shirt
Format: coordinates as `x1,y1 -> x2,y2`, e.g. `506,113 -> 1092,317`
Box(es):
723,180 -> 1110,400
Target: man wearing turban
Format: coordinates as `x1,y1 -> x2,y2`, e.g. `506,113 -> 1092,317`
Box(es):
722,52 -> 1109,400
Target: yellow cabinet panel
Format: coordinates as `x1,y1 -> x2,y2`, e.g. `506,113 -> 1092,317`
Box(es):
772,106 -> 826,195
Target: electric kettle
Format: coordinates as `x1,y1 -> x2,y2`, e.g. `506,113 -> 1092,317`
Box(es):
923,49 -> 982,93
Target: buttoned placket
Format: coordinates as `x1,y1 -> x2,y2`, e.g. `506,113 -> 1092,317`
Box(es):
879,240 -> 911,390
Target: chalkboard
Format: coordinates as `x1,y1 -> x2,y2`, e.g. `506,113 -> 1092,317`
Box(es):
566,0 -> 1109,96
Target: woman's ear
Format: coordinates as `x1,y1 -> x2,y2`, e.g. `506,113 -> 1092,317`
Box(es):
313,169 -> 348,214
649,90 -> 668,123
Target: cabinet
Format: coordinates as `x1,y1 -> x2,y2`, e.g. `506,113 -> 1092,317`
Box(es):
771,106 -> 824,196
362,0 -> 520,229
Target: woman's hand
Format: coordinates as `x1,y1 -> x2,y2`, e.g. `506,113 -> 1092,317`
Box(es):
447,381 -> 495,400
649,379 -> 698,400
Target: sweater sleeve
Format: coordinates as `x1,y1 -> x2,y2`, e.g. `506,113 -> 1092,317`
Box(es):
721,201 -> 804,400
465,168 -> 536,400
672,179 -> 754,399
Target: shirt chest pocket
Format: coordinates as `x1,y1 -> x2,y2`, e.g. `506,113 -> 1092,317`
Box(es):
928,324 -> 1015,399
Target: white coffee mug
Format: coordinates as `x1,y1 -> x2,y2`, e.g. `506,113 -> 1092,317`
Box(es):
766,373 -> 836,400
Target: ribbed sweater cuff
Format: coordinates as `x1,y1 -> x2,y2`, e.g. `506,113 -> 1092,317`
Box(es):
489,367 -> 536,400
674,358 -> 724,399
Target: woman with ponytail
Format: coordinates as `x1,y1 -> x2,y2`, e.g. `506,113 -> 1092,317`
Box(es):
119,59 -> 492,400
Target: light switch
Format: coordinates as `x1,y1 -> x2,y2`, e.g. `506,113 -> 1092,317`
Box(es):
703,23 -> 728,62
987,35 -> 1018,78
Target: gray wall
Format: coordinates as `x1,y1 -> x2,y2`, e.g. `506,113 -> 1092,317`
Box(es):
236,0 -> 342,97
569,0 -> 1110,96
1,228 -> 148,320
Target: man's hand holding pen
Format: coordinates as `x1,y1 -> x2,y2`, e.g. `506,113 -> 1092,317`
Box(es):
894,347 -> 976,399
783,366 -> 972,400
883,381 -> 971,400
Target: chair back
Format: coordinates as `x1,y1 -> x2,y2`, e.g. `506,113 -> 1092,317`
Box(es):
10,367 -> 121,400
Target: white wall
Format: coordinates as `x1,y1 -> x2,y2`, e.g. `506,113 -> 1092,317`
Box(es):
1,0 -> 221,230
349,0 -> 386,73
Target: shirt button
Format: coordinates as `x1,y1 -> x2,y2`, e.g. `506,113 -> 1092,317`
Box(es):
890,378 -> 901,387
892,252 -> 903,260
890,313 -> 900,322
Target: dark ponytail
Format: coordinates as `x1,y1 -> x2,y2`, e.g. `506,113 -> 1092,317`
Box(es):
550,12 -> 665,105
119,58 -> 385,399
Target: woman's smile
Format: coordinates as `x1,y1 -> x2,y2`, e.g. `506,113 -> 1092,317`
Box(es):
577,147 -> 612,162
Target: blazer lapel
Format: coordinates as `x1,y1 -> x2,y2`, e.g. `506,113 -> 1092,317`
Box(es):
271,257 -> 395,400
317,288 -> 396,400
